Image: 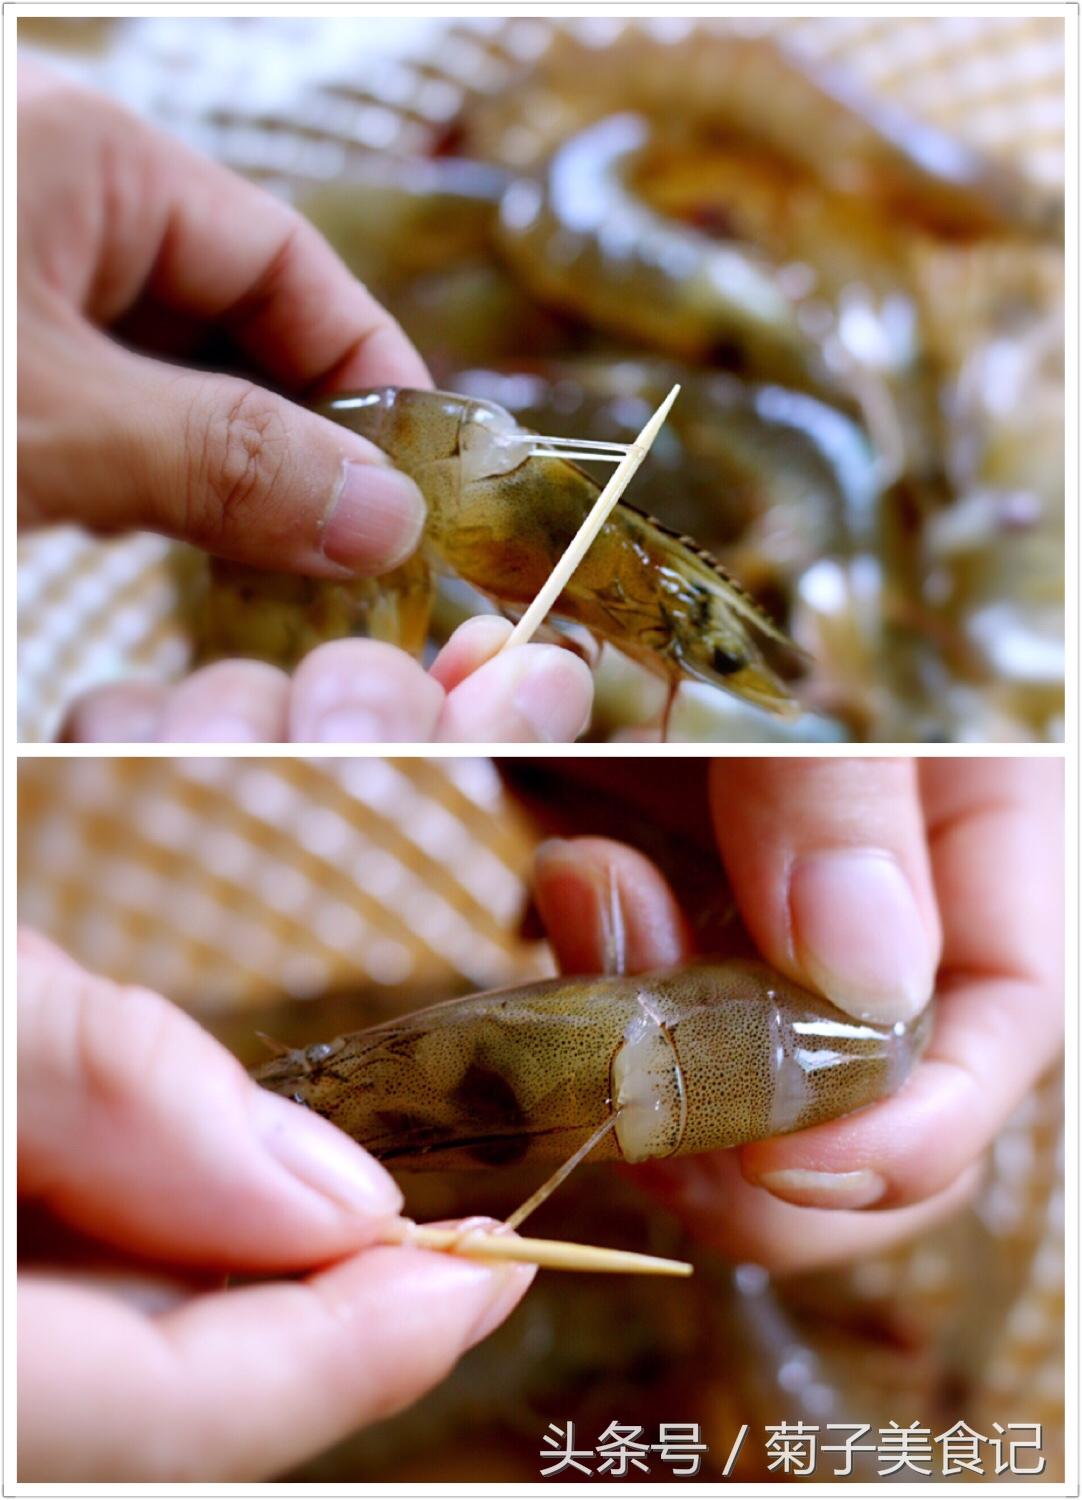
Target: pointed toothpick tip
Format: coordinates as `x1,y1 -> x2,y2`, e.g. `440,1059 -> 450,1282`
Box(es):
387,1221 -> 692,1278
648,381 -> 681,433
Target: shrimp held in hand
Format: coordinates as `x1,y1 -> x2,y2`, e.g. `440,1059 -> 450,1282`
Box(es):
255,959 -> 931,1170
200,389 -> 802,716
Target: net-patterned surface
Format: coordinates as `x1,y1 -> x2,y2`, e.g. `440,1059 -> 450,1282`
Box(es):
16,15 -> 1066,741
17,756 -> 549,1014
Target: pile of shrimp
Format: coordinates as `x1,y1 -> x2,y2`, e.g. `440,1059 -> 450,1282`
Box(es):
194,23 -> 1064,741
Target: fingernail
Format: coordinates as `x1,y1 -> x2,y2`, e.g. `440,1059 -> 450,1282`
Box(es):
534,839 -> 625,974
308,676 -> 443,743
313,708 -> 399,743
253,1088 -> 402,1217
758,1167 -> 886,1210
511,650 -> 593,742
182,714 -> 266,743
452,1220 -> 533,1346
403,1217 -> 533,1346
789,849 -> 935,1023
321,462 -> 426,574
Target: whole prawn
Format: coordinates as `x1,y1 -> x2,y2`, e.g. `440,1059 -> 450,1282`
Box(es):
457,27 -> 1059,237
471,30 -> 1061,475
255,959 -> 931,1170
201,388 -> 802,715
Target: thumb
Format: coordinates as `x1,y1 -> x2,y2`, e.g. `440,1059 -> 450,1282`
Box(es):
18,931 -> 404,1270
20,328 -> 426,576
708,759 -> 940,1025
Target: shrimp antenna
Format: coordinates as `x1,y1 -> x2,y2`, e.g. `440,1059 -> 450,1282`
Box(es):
504,1114 -> 619,1231
500,384 -> 681,651
378,1113 -> 694,1277
254,1031 -> 293,1057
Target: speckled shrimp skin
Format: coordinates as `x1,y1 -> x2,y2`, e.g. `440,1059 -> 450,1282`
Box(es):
202,387 -> 800,715
254,959 -> 931,1170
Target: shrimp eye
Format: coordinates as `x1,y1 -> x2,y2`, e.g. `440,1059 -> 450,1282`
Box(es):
305,1041 -> 337,1068
712,645 -> 745,676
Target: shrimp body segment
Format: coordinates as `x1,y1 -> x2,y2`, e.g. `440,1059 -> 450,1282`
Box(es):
202,388 -> 799,712
255,960 -> 931,1170
320,387 -> 801,713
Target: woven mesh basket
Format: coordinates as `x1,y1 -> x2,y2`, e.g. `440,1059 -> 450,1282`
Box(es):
18,755 -> 549,1015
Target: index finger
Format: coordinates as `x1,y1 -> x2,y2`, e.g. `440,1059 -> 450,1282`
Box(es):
741,758 -> 1063,1210
136,122 -> 431,392
18,938 -> 402,1271
20,1236 -> 530,1480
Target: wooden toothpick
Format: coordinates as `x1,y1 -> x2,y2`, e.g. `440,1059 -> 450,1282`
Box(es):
383,1219 -> 693,1278
500,384 -> 681,651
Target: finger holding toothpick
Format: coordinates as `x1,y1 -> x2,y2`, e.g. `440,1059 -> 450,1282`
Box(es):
381,1115 -> 694,1278
384,1219 -> 693,1278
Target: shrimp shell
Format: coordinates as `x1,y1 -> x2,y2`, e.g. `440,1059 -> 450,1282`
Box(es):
202,387 -> 804,715
255,959 -> 931,1170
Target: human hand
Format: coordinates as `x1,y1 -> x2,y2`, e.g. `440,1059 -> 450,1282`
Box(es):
59,617 -> 594,742
530,758 -> 1063,1273
19,60 -> 429,578
17,930 -> 533,1481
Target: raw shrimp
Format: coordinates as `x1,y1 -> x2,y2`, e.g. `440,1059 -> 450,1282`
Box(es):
492,111 -> 1046,473
200,387 -> 802,714
476,30 -> 1059,464
496,113 -> 830,391
254,958 -> 931,1170
459,27 -> 1059,233
294,155 -> 575,368
913,242 -> 1065,734
449,357 -> 881,582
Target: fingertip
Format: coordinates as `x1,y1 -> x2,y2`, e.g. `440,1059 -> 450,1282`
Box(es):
59,680 -> 168,743
438,644 -> 593,743
428,615 -> 513,692
198,1232 -> 531,1471
736,1047 -> 984,1218
17,929 -> 86,974
19,951 -> 404,1268
789,849 -> 937,1023
250,1088 -> 404,1222
637,1148 -> 983,1274
314,1232 -> 533,1374
403,1218 -> 537,1349
709,759 -> 940,1024
319,459 -> 427,576
154,660 -> 290,743
323,318 -> 434,395
533,835 -> 691,974
288,638 -> 444,741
